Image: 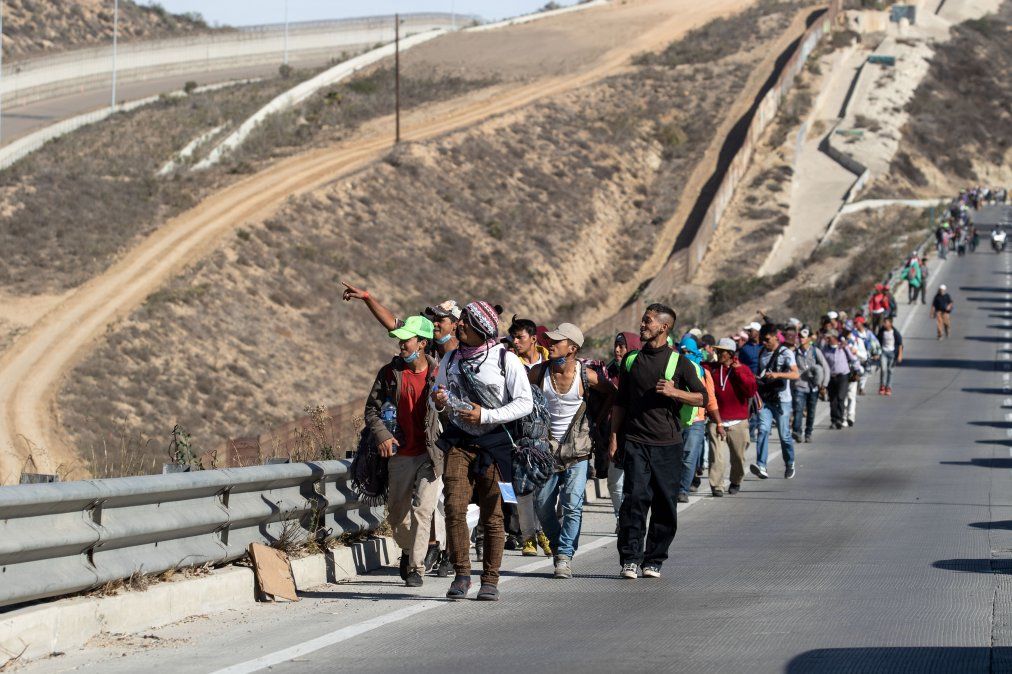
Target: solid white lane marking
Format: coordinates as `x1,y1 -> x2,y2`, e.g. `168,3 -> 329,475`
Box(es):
209,530 -> 616,674
1004,399 -> 1012,407
1004,413 -> 1012,422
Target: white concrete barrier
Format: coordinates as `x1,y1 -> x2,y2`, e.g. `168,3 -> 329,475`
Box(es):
0,14 -> 459,110
193,29 -> 446,170
466,0 -> 609,32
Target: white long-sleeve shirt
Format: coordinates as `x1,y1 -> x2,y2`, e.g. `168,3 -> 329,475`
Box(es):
434,344 -> 534,436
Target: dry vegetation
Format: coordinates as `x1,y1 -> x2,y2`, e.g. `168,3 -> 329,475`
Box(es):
1,0 -> 216,61
872,1 -> 1012,196
58,2 -> 818,469
0,64 -> 493,295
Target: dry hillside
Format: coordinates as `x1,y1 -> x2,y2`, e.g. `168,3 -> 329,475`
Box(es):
867,0 -> 1012,197
1,0 -> 216,61
58,1 -> 821,468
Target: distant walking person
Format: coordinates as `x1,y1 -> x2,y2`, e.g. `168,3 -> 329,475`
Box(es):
792,328 -> 829,443
705,338 -> 757,496
609,304 -> 707,579
931,284 -> 954,340
750,324 -> 799,480
876,316 -> 904,396
822,329 -> 858,430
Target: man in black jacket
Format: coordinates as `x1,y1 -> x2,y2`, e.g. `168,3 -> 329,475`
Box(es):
931,284 -> 954,340
608,303 -> 707,579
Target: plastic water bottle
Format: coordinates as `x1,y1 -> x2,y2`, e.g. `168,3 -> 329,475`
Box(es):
437,385 -> 474,414
380,400 -> 399,454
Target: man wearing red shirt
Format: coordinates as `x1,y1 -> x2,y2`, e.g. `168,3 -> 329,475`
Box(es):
705,338 -> 758,495
364,315 -> 443,588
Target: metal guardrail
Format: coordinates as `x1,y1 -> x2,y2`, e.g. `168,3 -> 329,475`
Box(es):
0,461 -> 382,611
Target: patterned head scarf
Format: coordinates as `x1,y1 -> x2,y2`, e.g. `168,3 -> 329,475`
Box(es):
463,301 -> 500,340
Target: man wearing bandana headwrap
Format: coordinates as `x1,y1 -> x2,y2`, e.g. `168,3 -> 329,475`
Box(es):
431,301 -> 533,602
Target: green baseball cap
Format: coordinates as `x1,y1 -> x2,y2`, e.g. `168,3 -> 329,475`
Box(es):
389,315 -> 434,341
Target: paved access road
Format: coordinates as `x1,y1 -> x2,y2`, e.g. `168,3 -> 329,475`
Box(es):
23,213 -> 1012,673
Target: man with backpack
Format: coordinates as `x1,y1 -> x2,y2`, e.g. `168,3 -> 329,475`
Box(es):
341,281 -> 461,358
431,301 -> 534,602
931,285 -> 955,340
750,324 -> 800,480
676,335 -> 721,501
608,303 -> 707,579
821,328 -> 858,429
363,316 -> 442,589
530,323 -> 614,579
791,328 -> 829,444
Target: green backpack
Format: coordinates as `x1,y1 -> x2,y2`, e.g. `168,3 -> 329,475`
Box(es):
623,350 -> 701,427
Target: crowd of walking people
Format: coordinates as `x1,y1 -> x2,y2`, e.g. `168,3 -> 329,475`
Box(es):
337,187 -> 999,600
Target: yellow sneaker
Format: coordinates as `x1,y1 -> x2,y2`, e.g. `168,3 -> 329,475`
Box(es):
536,530 -> 552,557
521,538 -> 538,556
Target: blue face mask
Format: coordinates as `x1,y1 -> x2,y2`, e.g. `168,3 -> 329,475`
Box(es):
402,350 -> 421,364
435,333 -> 452,345
551,356 -> 568,368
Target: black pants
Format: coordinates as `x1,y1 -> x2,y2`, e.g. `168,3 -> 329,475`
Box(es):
617,441 -> 682,568
828,374 -> 849,425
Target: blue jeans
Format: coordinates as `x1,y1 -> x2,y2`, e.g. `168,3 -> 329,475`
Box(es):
534,459 -> 590,558
679,420 -> 706,495
792,388 -> 819,438
880,350 -> 896,388
757,399 -> 795,469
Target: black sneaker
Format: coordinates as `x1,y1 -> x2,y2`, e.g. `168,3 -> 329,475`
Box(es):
677,493 -> 690,504
399,552 -> 409,581
804,435 -> 812,443
446,575 -> 471,600
405,571 -> 423,588
791,432 -> 801,442
436,550 -> 452,578
423,543 -> 439,571
785,465 -> 796,480
711,487 -> 724,497
690,475 -> 702,490
476,583 -> 499,601
846,419 -> 854,427
728,483 -> 741,495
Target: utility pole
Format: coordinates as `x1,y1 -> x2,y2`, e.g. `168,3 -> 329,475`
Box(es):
1,0 -> 4,143
111,0 -> 119,110
283,0 -> 289,66
394,13 -> 400,145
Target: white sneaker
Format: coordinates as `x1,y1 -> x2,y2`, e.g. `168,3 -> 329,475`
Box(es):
749,463 -> 769,479
641,564 -> 661,578
620,563 -> 638,579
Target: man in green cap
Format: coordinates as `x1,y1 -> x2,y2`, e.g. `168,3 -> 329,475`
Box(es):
364,315 -> 444,588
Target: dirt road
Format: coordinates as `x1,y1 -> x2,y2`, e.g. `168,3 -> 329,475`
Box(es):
0,0 -> 756,482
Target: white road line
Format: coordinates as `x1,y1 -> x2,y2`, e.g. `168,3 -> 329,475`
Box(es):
209,528 -> 618,674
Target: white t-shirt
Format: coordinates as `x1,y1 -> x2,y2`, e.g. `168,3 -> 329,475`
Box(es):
434,344 -> 533,436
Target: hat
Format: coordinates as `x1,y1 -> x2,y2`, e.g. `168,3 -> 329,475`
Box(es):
826,328 -> 840,338
424,300 -> 462,320
939,284 -> 947,291
462,301 -> 500,339
827,311 -> 839,320
545,322 -> 585,348
688,328 -> 703,339
744,321 -> 761,332
389,315 -> 434,341
787,317 -> 801,328
800,328 -> 811,338
855,316 -> 866,325
714,337 -> 737,352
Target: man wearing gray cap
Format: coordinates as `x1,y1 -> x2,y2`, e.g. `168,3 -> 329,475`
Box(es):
530,323 -> 614,579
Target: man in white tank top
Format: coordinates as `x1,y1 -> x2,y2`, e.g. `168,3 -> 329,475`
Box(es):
529,323 -> 614,579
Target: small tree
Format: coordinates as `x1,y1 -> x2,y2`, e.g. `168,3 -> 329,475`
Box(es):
183,80 -> 198,95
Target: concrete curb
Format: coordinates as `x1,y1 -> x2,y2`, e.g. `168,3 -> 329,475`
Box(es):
0,537 -> 396,669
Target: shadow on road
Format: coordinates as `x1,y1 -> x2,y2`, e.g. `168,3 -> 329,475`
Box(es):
903,358 -> 997,371
962,387 -> 1010,395
961,286 -> 1011,293
940,457 -> 1012,468
932,559 -> 1012,573
963,336 -> 1010,344
969,521 -> 1012,530
786,647 -> 1008,672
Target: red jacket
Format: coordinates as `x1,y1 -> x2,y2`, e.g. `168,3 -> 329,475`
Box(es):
704,362 -> 757,422
869,292 -> 889,314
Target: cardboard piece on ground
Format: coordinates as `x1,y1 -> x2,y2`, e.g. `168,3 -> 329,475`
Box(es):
248,543 -> 300,602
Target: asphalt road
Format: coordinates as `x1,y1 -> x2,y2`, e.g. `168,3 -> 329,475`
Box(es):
0,51 -> 351,145
22,211 -> 1012,673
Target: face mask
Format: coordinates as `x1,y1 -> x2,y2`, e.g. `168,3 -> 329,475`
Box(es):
551,356 -> 568,368
402,350 -> 421,364
435,333 -> 452,345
